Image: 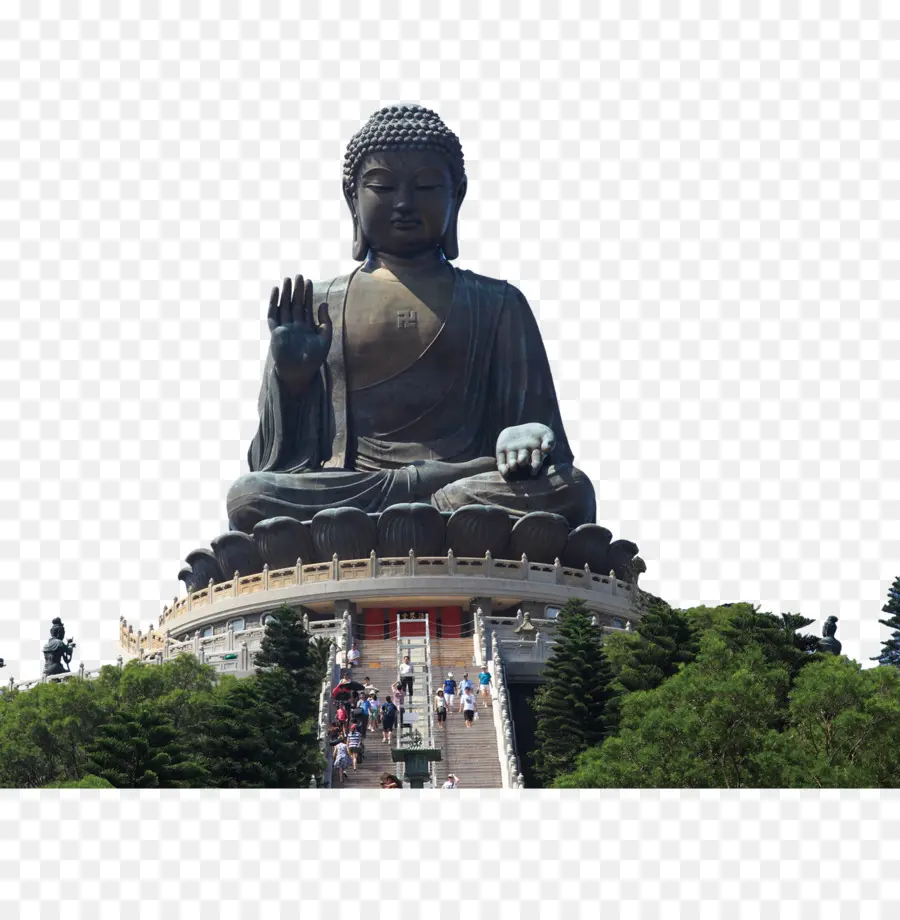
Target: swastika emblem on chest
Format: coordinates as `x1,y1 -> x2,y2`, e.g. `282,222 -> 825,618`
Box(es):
397,309 -> 418,329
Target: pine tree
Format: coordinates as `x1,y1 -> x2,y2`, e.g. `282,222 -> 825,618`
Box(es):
253,603 -> 318,720
86,707 -> 205,788
194,677 -> 319,787
615,599 -> 699,693
720,607 -> 818,680
872,576 -> 900,667
529,598 -> 617,786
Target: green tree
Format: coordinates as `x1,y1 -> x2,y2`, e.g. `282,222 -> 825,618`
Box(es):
612,599 -> 699,693
86,706 -> 205,788
759,657 -> 900,787
719,607 -> 819,681
871,576 -> 900,667
254,603 -> 320,723
555,634 -> 790,788
193,675 -> 319,787
529,598 -> 617,786
0,675 -> 108,787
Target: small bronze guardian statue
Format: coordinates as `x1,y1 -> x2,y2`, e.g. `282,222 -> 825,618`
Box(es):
42,617 -> 76,677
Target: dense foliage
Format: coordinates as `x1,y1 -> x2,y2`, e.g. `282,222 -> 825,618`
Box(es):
0,610 -> 324,789
552,602 -> 900,788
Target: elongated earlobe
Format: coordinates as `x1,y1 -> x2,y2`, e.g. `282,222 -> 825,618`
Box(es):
344,186 -> 369,261
351,214 -> 369,261
441,176 -> 467,261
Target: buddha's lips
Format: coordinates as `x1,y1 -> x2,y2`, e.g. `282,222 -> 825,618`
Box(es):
391,219 -> 421,229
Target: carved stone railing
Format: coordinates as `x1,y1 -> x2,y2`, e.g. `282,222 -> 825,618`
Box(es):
152,552 -> 637,635
490,633 -> 524,790
4,659 -> 119,695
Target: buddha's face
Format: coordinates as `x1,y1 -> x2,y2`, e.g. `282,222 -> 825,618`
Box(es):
353,148 -> 463,257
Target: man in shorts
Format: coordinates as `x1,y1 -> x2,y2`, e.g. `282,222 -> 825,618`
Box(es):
478,665 -> 493,708
380,697 -> 398,744
434,688 -> 448,729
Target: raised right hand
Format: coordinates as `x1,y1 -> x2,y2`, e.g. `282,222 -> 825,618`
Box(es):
268,275 -> 333,395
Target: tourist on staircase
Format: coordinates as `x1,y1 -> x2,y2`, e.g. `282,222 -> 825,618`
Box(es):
392,681 -> 406,728
362,676 -> 377,697
443,672 -> 457,713
441,774 -> 459,789
478,665 -> 493,708
347,642 -> 360,668
460,685 -> 477,729
380,696 -> 398,744
367,692 -> 380,734
347,724 -> 362,771
434,688 -> 447,730
457,672 -> 473,714
333,739 -> 352,785
399,655 -> 414,700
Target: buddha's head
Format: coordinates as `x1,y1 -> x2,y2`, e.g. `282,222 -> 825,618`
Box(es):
343,104 -> 467,261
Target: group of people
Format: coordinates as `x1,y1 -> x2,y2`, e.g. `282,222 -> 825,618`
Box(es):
328,642 -> 494,785
433,665 -> 493,729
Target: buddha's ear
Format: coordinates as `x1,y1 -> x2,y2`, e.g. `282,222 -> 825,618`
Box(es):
343,184 -> 369,262
442,175 -> 467,261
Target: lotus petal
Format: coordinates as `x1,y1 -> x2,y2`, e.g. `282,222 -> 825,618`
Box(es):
607,539 -> 641,581
377,503 -> 446,557
252,516 -> 315,569
561,524 -> 613,572
210,531 -> 265,578
183,548 -> 226,589
509,512 -> 570,564
446,505 -> 511,558
310,507 -> 377,562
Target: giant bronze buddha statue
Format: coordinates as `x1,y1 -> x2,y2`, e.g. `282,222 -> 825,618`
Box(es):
225,104 -> 596,533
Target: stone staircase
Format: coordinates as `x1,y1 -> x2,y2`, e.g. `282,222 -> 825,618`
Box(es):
431,638 -> 503,788
334,638 -> 397,789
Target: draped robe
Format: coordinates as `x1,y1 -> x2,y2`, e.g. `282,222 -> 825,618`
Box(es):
226,264 -> 595,531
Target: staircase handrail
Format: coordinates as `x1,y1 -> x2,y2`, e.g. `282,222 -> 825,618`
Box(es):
490,633 -> 524,790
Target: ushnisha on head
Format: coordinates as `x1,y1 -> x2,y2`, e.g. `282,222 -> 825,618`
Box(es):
342,104 -> 467,261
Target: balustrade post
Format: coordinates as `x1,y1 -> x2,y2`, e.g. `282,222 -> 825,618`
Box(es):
584,563 -> 591,578
263,563 -> 269,590
408,548 -> 416,576
296,557 -> 303,585
485,549 -> 493,578
554,557 -> 563,584
78,662 -> 85,679
232,570 -> 240,598
521,553 -> 529,579
116,655 -> 123,669
227,624 -> 235,651
369,550 -> 378,577
515,608 -> 524,627
447,548 -> 456,575
187,590 -> 192,611
193,632 -> 200,655
239,641 -> 249,671
303,612 -> 310,633
332,553 -> 340,581
198,646 -> 205,664
8,676 -> 14,692
610,571 -> 618,595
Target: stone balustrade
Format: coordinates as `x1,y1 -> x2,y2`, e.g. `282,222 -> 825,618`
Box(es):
489,632 -> 524,789
152,553 -> 638,637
